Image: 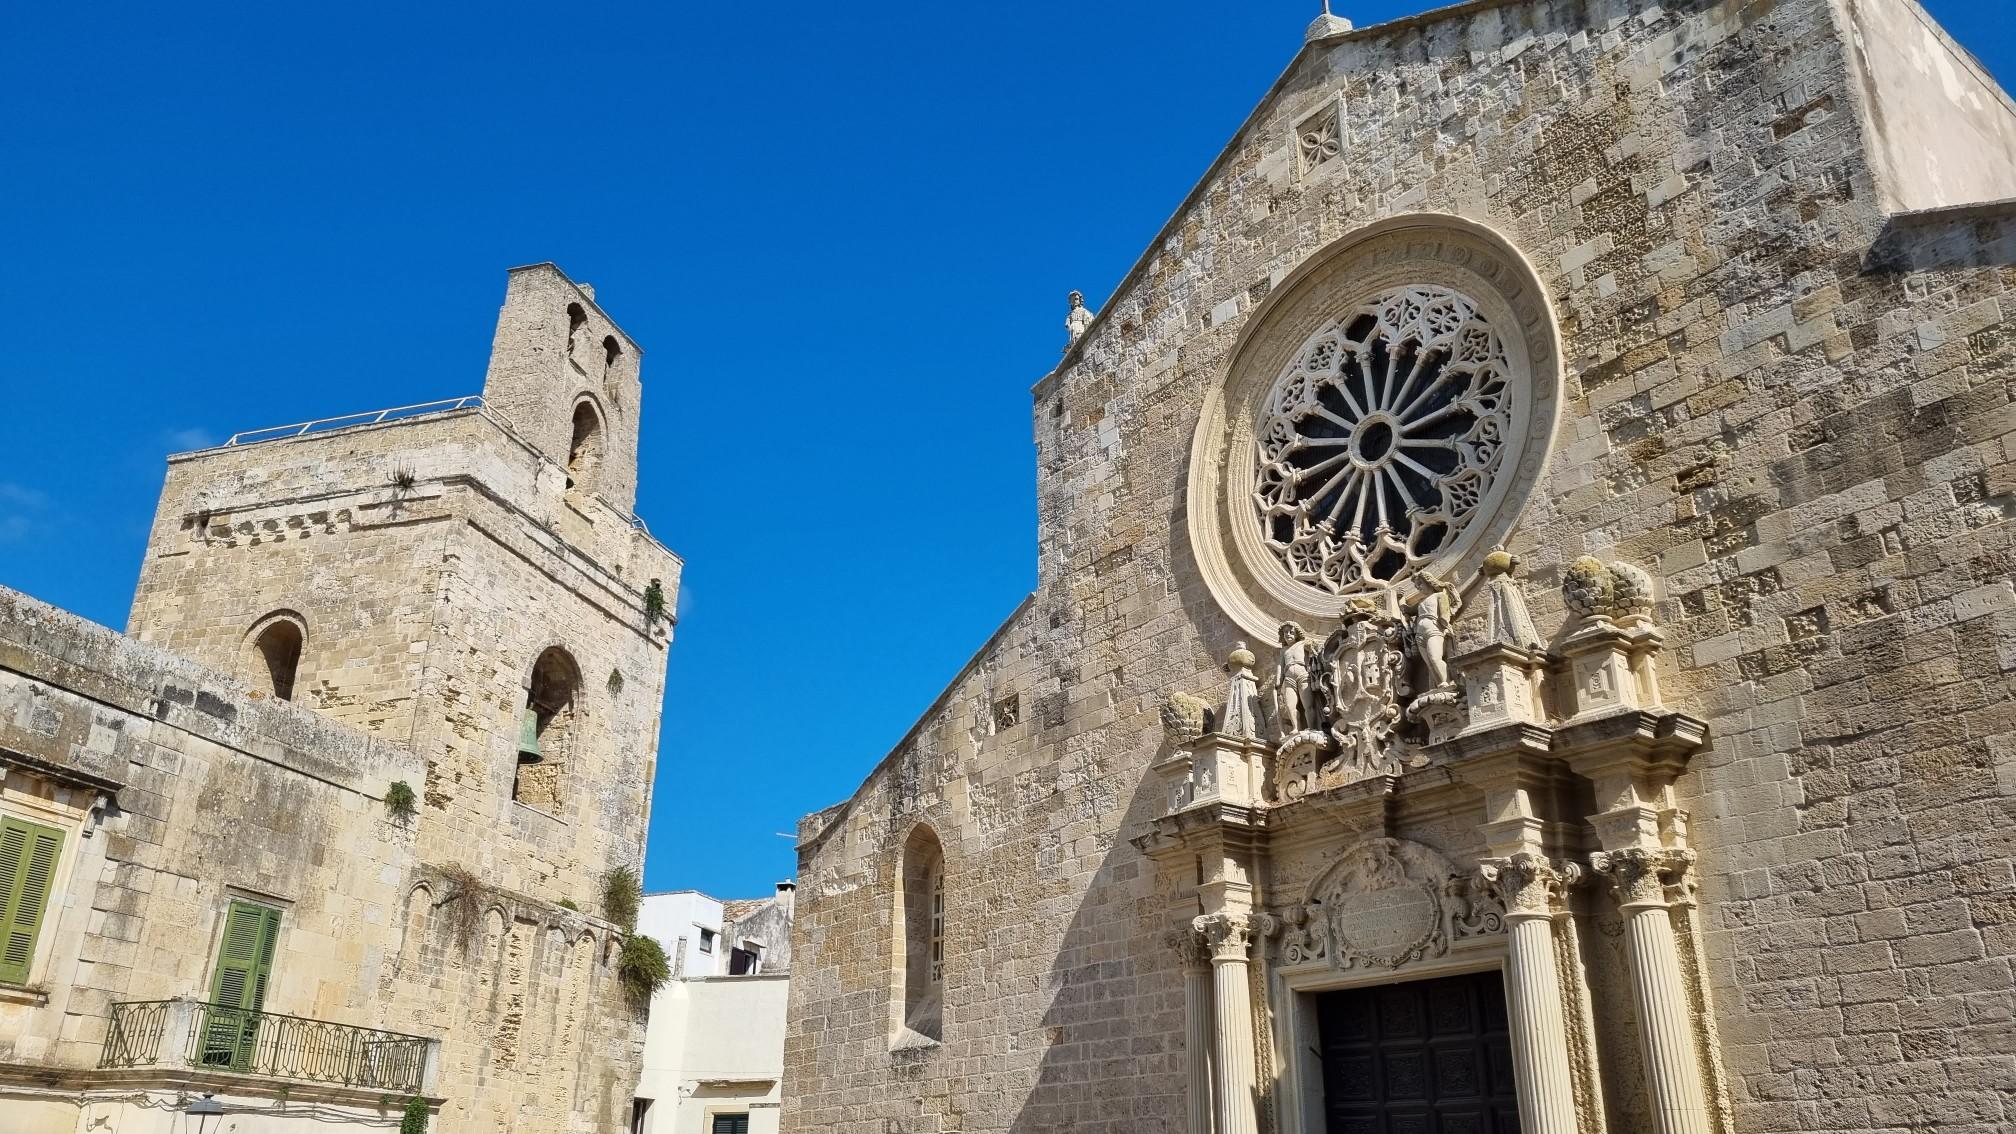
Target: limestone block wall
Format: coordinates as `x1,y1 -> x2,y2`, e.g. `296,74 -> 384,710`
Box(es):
0,582 -> 656,1133
787,1 -> 2016,1132
129,407 -> 680,908
482,263 -> 645,515
384,869 -> 640,1133
0,588 -> 423,1068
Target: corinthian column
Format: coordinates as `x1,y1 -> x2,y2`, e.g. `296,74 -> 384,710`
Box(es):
1590,848 -> 1708,1134
1167,928 -> 1216,1134
1479,853 -> 1580,1134
1193,913 -> 1260,1134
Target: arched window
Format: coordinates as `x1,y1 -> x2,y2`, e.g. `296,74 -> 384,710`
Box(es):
513,647 -> 578,811
602,335 -> 622,378
567,400 -> 604,491
566,304 -> 591,374
894,824 -> 944,1044
243,612 -> 306,701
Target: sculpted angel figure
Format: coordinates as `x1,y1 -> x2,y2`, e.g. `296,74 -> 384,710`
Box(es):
1273,621 -> 1324,735
1405,569 -> 1461,690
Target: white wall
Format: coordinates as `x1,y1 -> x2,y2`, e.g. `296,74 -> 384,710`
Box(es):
638,891 -> 725,978
635,893 -> 788,1134
1843,0 -> 2016,211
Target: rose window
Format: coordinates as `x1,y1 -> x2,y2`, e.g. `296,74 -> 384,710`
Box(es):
1253,285 -> 1512,595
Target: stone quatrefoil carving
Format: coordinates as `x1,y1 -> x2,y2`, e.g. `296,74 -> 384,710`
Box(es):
1253,286 -> 1513,595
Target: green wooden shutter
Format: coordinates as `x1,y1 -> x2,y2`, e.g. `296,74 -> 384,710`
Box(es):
209,900 -> 281,1011
203,900 -> 281,1068
0,817 -> 64,985
710,1115 -> 749,1134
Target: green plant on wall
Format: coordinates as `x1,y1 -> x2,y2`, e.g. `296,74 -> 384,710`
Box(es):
400,1095 -> 429,1133
384,781 -> 417,822
602,865 -> 641,932
616,934 -> 670,1005
642,578 -> 667,628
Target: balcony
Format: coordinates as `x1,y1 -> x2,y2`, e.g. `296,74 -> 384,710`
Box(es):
99,999 -> 439,1096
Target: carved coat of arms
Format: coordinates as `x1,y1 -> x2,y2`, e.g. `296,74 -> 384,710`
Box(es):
1323,606 -> 1407,772
1279,837 -> 1503,970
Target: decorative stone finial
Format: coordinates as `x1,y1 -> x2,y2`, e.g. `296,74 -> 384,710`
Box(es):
1161,691 -> 1212,746
1610,560 -> 1656,627
1563,556 -> 1616,622
1306,1 -> 1352,42
1065,290 -> 1095,345
1227,642 -> 1256,671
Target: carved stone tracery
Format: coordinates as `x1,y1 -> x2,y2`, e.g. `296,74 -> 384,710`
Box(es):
1254,286 -> 1514,596
1186,218 -> 1564,644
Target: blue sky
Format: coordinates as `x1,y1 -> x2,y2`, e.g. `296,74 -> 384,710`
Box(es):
1,2 -> 2009,901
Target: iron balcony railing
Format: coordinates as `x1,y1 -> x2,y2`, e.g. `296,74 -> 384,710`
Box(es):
100,999 -> 435,1095
221,395 -> 486,447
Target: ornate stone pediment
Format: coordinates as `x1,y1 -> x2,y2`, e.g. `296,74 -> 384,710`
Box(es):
1277,836 -> 1503,970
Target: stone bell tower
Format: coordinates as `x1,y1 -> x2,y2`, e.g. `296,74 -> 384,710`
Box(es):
124,263 -> 680,1129
481,265 -> 644,513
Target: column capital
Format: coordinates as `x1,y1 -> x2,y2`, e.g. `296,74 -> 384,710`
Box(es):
1165,925 -> 1214,972
1192,911 -> 1266,962
1477,852 -> 1579,921
1589,846 -> 1694,909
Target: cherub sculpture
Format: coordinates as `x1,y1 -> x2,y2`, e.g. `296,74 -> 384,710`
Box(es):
1272,621 -> 1324,736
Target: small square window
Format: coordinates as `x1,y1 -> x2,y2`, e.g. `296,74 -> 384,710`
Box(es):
698,928 -> 715,954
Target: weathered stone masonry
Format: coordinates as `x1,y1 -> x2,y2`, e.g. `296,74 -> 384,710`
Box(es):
785,2 -> 2016,1133
0,263 -> 681,1133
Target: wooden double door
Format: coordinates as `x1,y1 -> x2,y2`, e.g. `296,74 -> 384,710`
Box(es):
1316,969 -> 1521,1134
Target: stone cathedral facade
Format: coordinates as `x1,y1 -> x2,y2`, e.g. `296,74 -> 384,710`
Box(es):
0,265 -> 679,1132
785,2 -> 2016,1134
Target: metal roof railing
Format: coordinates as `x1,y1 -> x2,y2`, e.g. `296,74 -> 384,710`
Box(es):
223,395 -> 485,447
